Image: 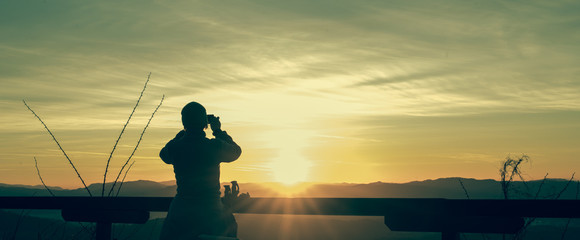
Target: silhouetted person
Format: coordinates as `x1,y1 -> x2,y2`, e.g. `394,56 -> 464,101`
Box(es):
159,102 -> 241,240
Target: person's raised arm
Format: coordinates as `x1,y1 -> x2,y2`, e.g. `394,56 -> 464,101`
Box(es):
209,115 -> 242,162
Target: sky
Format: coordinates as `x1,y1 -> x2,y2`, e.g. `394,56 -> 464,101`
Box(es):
1,0 -> 579,189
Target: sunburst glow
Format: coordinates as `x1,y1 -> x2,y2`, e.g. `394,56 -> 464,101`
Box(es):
264,130 -> 314,185
270,150 -> 312,185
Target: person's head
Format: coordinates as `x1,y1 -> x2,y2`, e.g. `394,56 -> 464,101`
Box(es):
181,102 -> 208,131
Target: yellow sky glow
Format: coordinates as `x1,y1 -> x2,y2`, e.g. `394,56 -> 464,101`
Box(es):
0,0 -> 579,188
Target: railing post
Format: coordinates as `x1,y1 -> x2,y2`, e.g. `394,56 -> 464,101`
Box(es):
96,222 -> 112,240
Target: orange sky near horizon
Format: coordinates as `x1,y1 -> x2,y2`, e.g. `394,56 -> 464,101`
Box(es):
1,0 -> 579,189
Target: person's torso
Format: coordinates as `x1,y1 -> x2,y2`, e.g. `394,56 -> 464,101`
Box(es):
170,132 -> 222,198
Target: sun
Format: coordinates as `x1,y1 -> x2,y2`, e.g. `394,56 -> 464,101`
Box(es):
270,149 -> 312,185
258,129 -> 315,186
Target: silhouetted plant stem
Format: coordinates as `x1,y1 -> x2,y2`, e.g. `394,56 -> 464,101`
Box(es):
498,155 -> 576,240
70,225 -> 86,240
458,179 -> 478,240
458,179 -> 491,240
39,217 -> 61,237
500,154 -> 529,200
458,178 -> 470,199
23,100 -> 92,196
533,173 -> 549,199
102,72 -> 152,197
33,157 -> 55,197
108,94 -> 164,196
68,222 -> 93,240
115,161 -> 135,197
12,192 -> 38,239
554,173 -> 575,199
511,173 -> 551,239
499,155 -> 528,240
516,174 -> 575,240
560,180 -> 579,240
12,209 -> 29,240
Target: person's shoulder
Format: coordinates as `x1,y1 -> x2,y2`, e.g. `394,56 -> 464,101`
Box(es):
208,137 -> 235,148
171,134 -> 206,148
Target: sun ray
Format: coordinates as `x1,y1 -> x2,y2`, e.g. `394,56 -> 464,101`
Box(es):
260,129 -> 315,186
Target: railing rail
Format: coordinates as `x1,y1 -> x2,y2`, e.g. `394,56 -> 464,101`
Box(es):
2,197 -> 580,240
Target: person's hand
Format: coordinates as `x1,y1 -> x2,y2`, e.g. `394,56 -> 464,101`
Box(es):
207,114 -> 222,132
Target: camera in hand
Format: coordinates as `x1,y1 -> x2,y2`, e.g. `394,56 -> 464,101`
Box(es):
207,114 -> 217,123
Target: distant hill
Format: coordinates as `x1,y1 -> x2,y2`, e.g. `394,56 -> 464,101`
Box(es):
1,177 -> 578,199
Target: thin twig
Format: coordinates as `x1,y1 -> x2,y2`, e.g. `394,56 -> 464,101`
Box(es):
12,209 -> 28,240
23,100 -> 92,196
554,173 -> 575,199
500,154 -> 529,199
39,217 -> 62,237
71,225 -> 87,240
458,178 -> 470,199
533,173 -> 549,199
108,95 -> 164,196
458,179 -> 490,240
115,161 -> 135,197
103,72 -> 152,196
560,180 -> 580,240
72,222 -> 93,239
499,154 -> 529,240
33,157 -> 55,196
519,173 -> 574,240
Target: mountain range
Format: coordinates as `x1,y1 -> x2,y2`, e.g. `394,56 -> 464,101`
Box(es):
1,177 -> 578,199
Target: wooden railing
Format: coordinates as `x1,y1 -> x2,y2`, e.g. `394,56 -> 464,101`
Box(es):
1,197 -> 580,240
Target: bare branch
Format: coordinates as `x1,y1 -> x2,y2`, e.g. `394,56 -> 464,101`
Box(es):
108,95 -> 164,196
560,180 -> 579,240
33,157 -> 55,196
458,178 -> 470,199
12,209 -> 31,240
554,172 -> 575,199
500,154 -> 529,199
116,161 -> 135,197
103,72 -> 152,196
23,100 -> 92,196
533,173 -> 549,199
